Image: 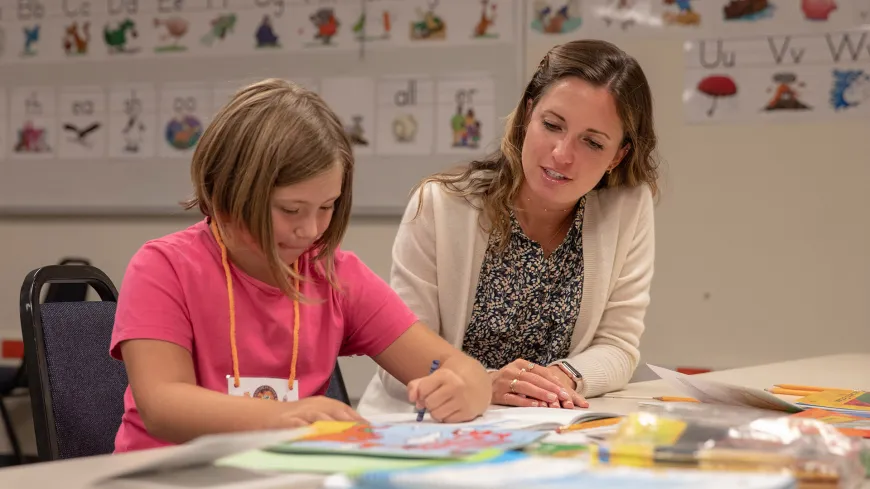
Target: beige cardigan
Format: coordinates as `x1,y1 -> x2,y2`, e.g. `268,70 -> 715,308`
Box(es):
356,180 -> 656,415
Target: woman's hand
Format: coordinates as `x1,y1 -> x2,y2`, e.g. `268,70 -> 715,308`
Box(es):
490,359 -> 588,409
272,396 -> 367,428
407,368 -> 490,423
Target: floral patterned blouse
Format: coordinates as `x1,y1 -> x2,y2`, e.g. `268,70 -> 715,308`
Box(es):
462,197 -> 586,369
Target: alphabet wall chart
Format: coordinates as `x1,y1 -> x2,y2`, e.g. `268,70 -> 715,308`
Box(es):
0,0 -> 522,214
684,32 -> 870,123
527,0 -> 870,123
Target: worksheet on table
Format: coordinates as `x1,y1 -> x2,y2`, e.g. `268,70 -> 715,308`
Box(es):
368,407 -> 619,430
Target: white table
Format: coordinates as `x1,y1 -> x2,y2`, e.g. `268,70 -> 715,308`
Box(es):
0,353 -> 867,489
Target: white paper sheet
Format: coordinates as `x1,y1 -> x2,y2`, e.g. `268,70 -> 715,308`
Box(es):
93,428 -> 311,484
8,86 -> 56,159
320,76 -> 377,155
375,74 -> 435,155
58,86 -> 107,160
158,82 -> 212,158
108,84 -> 158,159
435,73 -> 496,155
647,364 -> 803,413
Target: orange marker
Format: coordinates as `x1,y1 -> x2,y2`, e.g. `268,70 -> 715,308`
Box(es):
604,395 -> 699,403
655,396 -> 700,403
557,417 -> 622,433
766,387 -> 815,396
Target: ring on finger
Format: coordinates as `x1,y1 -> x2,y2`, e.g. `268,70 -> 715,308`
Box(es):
518,367 -> 526,378
527,362 -> 536,371
509,378 -> 519,393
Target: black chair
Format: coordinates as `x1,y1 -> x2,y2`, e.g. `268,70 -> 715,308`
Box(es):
19,264 -> 127,461
326,362 -> 350,406
1,257 -> 92,465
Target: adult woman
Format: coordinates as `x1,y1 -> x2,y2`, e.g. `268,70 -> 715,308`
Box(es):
358,39 -> 659,414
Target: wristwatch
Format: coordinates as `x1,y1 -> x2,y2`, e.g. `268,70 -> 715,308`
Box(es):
556,361 -> 583,390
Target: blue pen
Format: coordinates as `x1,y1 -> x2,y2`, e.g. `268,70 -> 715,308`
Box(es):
416,359 -> 441,422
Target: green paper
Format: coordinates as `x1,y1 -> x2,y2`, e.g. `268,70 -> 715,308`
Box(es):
216,449 -> 438,474
216,448 -> 503,476
526,443 -> 590,457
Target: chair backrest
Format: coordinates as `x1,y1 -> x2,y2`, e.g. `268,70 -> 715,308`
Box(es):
19,264 -> 127,461
325,362 -> 350,406
42,258 -> 91,303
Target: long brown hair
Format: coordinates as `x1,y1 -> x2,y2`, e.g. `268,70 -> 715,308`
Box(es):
182,78 -> 354,299
416,39 -> 659,251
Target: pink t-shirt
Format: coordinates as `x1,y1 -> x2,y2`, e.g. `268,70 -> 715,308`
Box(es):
109,218 -> 417,452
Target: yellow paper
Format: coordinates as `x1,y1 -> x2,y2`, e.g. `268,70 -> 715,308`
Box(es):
796,390 -> 870,412
302,421 -> 361,438
611,413 -> 688,445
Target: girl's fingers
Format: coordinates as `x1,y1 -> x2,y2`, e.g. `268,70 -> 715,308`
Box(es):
407,379 -> 421,403
430,402 -> 462,423
420,384 -> 452,413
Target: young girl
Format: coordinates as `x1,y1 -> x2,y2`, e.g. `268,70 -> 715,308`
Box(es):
109,78 -> 491,452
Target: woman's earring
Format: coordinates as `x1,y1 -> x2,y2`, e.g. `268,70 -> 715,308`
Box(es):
607,168 -> 613,175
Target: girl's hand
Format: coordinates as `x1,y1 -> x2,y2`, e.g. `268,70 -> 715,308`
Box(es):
407,368 -> 489,423
272,396 -> 366,427
490,359 -> 588,409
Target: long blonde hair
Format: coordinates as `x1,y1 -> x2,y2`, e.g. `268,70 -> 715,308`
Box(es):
416,39 -> 660,252
182,78 -> 354,299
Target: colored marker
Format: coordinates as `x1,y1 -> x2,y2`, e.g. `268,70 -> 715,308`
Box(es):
417,359 -> 441,422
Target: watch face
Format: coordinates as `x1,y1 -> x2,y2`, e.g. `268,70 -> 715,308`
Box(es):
561,362 -> 582,379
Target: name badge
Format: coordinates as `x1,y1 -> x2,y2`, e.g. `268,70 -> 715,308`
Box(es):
227,375 -> 300,402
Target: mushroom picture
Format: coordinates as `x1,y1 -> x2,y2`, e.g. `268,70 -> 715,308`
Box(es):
697,75 -> 737,116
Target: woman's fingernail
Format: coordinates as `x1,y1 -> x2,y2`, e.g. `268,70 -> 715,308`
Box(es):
550,402 -> 559,408
565,402 -> 574,409
531,401 -> 538,407
547,393 -> 557,401
560,389 -> 570,400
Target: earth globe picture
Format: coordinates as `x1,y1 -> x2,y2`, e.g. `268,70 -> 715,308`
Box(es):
164,114 -> 203,150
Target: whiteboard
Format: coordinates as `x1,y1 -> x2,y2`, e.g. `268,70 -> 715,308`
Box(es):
0,0 -> 524,216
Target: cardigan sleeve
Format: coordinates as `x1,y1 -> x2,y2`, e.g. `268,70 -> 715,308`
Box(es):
554,186 -> 655,398
376,183 -> 443,399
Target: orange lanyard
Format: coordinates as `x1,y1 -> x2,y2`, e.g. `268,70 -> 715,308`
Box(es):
209,220 -> 300,390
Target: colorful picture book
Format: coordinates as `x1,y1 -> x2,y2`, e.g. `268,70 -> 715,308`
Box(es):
267,421 -> 546,459
791,408 -> 870,438
795,391 -> 870,417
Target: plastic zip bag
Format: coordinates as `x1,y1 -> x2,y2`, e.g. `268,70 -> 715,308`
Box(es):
588,402 -> 866,488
